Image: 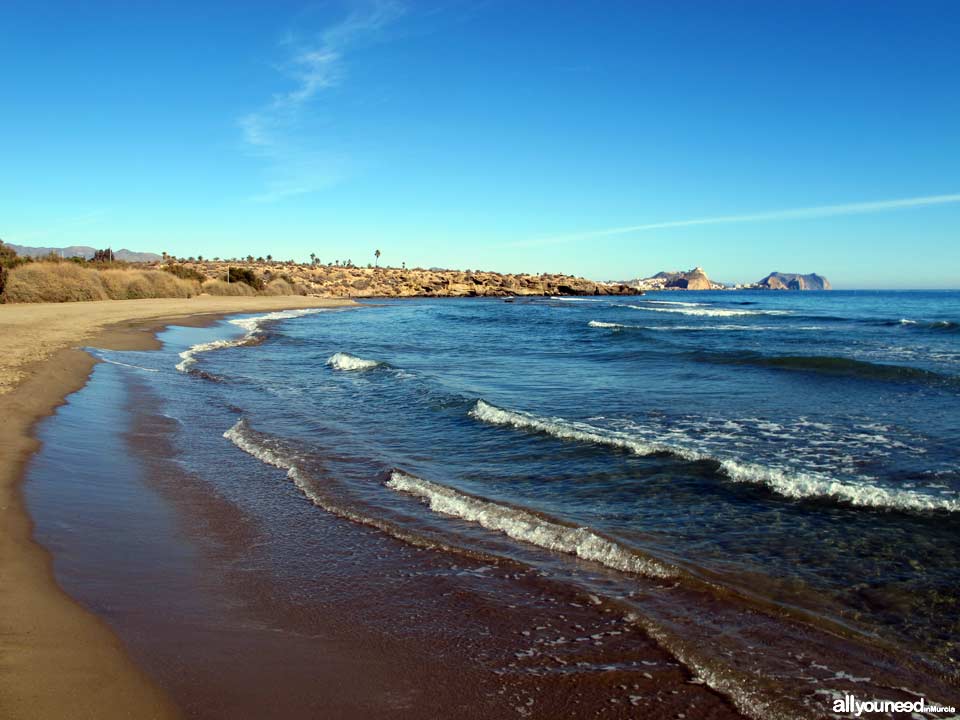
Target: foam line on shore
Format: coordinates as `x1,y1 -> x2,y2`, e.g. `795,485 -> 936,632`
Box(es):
385,470 -> 676,578
223,419 -> 498,562
175,308 -> 325,373
468,400 -> 960,513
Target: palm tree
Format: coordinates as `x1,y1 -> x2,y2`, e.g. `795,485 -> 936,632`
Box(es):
374,249 -> 381,268
267,254 -> 273,263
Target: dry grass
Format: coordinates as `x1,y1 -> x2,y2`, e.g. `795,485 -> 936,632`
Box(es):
264,278 -> 295,295
200,279 -> 257,296
3,263 -> 108,303
2,263 -> 200,303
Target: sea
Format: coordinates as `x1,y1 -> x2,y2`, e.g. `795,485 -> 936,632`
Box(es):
24,290 -> 960,719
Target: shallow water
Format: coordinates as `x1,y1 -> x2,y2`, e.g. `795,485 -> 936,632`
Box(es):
26,290 -> 960,718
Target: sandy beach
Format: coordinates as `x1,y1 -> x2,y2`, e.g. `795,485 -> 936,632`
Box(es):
0,296 -> 353,720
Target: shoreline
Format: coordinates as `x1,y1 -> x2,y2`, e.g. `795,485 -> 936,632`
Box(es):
0,296 -> 353,719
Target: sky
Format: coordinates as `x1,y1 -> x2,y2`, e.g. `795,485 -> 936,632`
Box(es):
1,1 -> 958,288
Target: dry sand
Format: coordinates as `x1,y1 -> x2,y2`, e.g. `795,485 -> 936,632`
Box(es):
0,296 -> 353,719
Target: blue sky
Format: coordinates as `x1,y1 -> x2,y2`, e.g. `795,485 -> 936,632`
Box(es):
1,1 -> 958,288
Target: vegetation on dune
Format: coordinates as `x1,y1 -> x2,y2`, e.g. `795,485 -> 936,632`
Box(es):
2,243 -> 637,302
0,239 -> 309,303
201,279 -> 257,296
162,263 -> 206,282
225,266 -> 265,291
2,263 -> 201,303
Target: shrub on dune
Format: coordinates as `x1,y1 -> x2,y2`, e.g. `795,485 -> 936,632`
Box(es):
2,263 -> 202,303
201,279 -> 256,296
99,269 -> 199,300
141,270 -> 198,298
264,278 -> 294,295
3,262 -> 108,302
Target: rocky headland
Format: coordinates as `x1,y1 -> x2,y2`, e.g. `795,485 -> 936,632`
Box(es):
154,261 -> 642,298
624,267 -> 725,291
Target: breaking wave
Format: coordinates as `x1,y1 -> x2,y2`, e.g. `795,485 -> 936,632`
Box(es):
176,308 -> 325,373
625,304 -> 790,318
386,471 -> 675,578
223,419 -> 492,560
326,352 -> 381,371
881,318 -> 958,332
641,299 -> 705,307
468,400 -> 960,513
587,320 -> 641,329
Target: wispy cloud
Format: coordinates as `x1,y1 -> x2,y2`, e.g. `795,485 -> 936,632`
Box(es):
240,1 -> 404,202
509,193 -> 960,248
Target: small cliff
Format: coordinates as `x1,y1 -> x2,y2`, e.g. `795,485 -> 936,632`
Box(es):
627,267 -> 723,291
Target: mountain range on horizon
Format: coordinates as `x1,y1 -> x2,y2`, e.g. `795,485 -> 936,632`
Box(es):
6,243 -> 162,263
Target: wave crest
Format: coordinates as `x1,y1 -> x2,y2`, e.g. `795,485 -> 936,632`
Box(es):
468,401 -> 960,513
327,352 -> 381,371
386,471 -> 675,578
176,308 -> 325,373
625,304 -> 790,318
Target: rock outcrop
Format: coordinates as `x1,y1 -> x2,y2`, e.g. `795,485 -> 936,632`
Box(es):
754,272 -> 831,291
152,261 -> 642,298
625,267 -> 723,291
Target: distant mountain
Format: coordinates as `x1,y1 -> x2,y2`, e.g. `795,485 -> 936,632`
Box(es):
8,244 -> 162,263
754,272 -> 831,290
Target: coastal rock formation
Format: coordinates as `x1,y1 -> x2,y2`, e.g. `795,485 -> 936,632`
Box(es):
754,272 -> 831,291
662,266 -> 713,290
625,267 -> 724,291
152,261 -> 642,298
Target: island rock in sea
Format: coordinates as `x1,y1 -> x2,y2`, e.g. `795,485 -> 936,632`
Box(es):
754,272 -> 831,290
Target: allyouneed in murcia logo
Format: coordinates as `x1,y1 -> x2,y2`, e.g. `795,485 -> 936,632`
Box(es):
833,694 -> 956,716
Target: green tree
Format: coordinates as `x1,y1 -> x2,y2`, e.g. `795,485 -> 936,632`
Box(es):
374,248 -> 381,267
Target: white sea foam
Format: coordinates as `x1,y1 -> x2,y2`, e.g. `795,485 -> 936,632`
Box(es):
468,400 -> 960,513
625,305 -> 790,318
641,299 -> 705,307
549,296 -> 607,302
326,352 -> 381,371
385,471 -> 675,578
589,321 -> 818,332
176,308 -> 325,372
588,320 -> 639,329
645,324 -> 782,332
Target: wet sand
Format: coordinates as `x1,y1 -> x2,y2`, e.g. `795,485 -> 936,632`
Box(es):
0,296 -> 352,719
25,366 -> 741,719
2,296 -> 742,719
